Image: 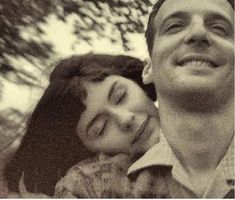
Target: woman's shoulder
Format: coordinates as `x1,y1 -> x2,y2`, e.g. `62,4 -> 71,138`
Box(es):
54,153 -> 133,198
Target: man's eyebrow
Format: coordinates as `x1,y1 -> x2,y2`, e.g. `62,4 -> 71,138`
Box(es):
159,11 -> 189,27
108,80 -> 118,101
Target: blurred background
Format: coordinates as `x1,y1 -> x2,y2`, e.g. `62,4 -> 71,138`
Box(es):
0,0 -> 155,150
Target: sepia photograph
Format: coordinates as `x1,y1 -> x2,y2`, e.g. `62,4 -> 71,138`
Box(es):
0,0 -> 234,198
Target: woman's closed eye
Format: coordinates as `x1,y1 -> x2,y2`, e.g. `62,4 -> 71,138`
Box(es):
88,118 -> 108,138
112,84 -> 127,105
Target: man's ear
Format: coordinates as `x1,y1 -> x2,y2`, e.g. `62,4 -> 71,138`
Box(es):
142,58 -> 153,84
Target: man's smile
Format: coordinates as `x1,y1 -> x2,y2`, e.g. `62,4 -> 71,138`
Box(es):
177,54 -> 219,68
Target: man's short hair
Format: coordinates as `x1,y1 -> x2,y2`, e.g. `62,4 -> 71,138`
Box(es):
145,0 -> 234,56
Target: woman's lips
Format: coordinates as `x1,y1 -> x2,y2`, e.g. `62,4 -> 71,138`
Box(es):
132,116 -> 150,144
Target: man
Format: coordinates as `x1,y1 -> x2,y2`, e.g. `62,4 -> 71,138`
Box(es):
128,0 -> 234,198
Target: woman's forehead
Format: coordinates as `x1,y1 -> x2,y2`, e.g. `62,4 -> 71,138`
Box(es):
78,75 -> 132,117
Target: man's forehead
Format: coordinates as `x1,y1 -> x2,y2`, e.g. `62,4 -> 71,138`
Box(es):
153,0 -> 233,24
153,0 -> 234,13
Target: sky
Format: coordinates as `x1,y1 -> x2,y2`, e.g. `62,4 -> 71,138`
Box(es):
0,14 -> 149,114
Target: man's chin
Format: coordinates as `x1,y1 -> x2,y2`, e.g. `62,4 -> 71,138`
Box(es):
176,74 -> 222,90
167,81 -> 215,95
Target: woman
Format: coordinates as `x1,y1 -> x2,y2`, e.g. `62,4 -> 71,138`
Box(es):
5,53 -> 160,197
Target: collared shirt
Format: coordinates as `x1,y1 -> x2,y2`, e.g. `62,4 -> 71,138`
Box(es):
128,132 -> 235,198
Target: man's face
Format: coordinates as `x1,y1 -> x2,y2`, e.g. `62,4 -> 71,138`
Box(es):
149,0 -> 234,101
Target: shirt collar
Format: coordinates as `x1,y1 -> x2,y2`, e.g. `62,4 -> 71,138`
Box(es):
203,135 -> 234,198
128,132 -> 234,176
127,132 -> 177,175
220,134 -> 234,181
128,131 -> 234,198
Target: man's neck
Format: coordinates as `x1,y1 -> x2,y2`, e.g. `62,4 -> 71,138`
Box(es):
158,96 -> 234,175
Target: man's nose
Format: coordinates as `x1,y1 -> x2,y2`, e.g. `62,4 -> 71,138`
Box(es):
109,108 -> 135,132
184,16 -> 211,47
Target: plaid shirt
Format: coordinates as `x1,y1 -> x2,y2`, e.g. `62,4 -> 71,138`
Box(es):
128,132 -> 235,198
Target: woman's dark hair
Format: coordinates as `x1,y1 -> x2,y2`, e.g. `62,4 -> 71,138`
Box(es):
5,53 -> 156,196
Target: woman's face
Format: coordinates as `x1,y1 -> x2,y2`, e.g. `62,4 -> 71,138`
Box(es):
76,75 -> 160,155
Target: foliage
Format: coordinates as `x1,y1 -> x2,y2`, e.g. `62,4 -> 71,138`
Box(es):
0,108 -> 27,150
0,0 -> 55,86
0,0 -> 153,87
0,0 -> 154,139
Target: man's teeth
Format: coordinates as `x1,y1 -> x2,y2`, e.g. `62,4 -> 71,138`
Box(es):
180,60 -> 214,68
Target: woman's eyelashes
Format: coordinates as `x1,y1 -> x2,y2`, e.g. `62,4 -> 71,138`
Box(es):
112,84 -> 127,104
88,117 -> 108,138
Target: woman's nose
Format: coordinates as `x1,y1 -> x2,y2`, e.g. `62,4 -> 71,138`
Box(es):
109,108 -> 135,132
184,16 -> 212,47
